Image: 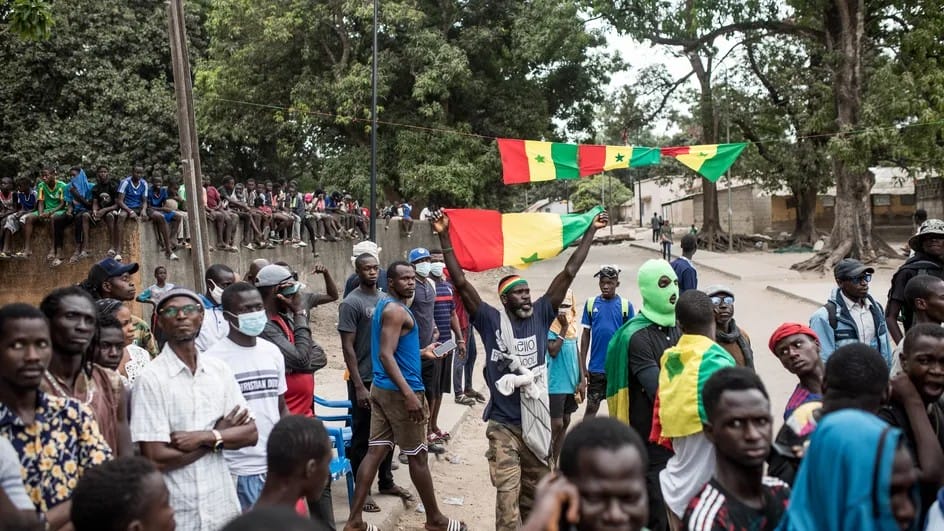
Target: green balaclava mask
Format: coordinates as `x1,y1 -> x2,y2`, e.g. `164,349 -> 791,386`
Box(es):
638,259 -> 679,327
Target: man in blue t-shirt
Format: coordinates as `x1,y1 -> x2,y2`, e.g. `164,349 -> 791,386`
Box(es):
430,208 -> 608,530
344,261 -> 464,531
579,265 -> 635,418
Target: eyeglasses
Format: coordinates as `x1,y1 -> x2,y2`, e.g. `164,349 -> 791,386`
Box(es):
844,273 -> 872,283
158,304 -> 203,318
711,296 -> 735,306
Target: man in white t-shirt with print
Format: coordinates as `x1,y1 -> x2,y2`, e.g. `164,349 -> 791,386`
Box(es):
204,281 -> 288,510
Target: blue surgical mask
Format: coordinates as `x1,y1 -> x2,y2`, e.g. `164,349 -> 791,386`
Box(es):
429,262 -> 445,277
230,310 -> 267,337
414,262 -> 432,277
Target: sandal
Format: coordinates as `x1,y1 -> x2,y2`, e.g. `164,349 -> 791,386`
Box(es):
106,248 -> 117,257
427,432 -> 443,444
379,484 -> 415,503
434,429 -> 451,442
363,496 -> 381,513
45,252 -> 55,262
426,519 -> 468,531
14,251 -> 31,259
77,251 -> 90,260
68,253 -> 81,265
49,258 -> 63,268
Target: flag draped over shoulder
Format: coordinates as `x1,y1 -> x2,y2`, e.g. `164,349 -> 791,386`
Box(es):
651,335 -> 736,443
660,143 -> 747,182
444,206 -> 604,272
604,313 -> 656,423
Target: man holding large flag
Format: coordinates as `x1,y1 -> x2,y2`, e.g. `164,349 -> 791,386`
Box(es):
430,207 -> 607,531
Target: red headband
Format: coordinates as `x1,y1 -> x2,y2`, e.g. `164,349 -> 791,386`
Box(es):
768,323 -> 819,353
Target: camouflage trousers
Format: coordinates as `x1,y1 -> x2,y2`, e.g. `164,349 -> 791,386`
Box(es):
485,420 -> 551,531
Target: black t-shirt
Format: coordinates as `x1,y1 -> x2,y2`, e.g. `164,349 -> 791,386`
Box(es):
878,397 -> 944,514
684,477 -> 791,531
887,252 -> 944,328
627,324 -> 682,438
91,180 -> 119,209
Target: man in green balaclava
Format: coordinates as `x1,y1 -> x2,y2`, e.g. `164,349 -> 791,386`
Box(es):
604,258 -> 681,531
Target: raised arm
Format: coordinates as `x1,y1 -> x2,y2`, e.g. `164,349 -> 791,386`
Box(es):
545,211 -> 608,309
306,264 -> 339,307
430,210 -> 482,316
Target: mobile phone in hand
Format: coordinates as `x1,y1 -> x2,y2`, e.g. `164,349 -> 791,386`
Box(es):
433,339 -> 457,357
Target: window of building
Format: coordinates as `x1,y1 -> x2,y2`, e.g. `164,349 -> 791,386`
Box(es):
872,194 -> 892,207
821,196 -> 835,207
900,194 -> 916,206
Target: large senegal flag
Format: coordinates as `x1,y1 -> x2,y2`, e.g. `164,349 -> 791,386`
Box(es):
605,313 -> 656,423
578,144 -> 661,177
444,205 -> 604,271
660,142 -> 747,182
651,335 -> 736,443
497,139 -> 580,184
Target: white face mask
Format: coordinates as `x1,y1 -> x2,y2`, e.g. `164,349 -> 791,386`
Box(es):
414,262 -> 432,277
208,279 -> 224,305
429,262 -> 445,278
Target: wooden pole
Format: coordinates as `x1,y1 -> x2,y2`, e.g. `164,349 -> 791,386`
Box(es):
167,0 -> 210,292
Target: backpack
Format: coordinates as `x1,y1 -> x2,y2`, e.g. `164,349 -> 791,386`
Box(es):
586,297 -> 631,324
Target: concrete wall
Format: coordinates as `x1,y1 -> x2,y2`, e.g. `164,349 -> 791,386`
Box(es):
770,193 -> 915,232
916,178 -> 944,219
0,219 -> 437,310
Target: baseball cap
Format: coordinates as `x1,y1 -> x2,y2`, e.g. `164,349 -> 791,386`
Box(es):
95,257 -> 139,278
155,287 -> 204,313
908,219 -> 944,251
408,248 -> 431,263
703,284 -> 734,297
352,240 -> 381,260
594,265 -> 621,278
833,258 -> 874,281
255,264 -> 296,288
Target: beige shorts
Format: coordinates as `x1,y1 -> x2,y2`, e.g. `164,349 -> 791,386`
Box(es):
368,386 -> 429,455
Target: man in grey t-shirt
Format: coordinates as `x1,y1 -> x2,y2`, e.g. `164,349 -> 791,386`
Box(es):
338,253 -> 413,508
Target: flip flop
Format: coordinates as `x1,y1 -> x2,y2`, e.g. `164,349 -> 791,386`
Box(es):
363,497 -> 381,513
49,258 -> 63,268
379,485 -> 415,503
68,254 -> 81,265
434,429 -> 451,442
426,519 -> 468,531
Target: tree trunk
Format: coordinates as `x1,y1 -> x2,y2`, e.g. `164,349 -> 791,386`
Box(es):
688,53 -> 725,251
792,184 -> 818,245
793,0 -> 873,272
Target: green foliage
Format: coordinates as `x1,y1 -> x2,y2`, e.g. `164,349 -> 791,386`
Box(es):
570,174 -> 632,212
198,0 -> 613,206
0,1 -> 208,178
5,0 -> 53,41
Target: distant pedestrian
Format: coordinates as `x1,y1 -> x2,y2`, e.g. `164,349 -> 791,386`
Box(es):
670,234 -> 697,293
651,213 -> 661,242
660,219 -> 673,261
548,290 -> 580,464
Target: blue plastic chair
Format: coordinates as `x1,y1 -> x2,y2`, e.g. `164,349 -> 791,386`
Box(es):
314,395 -> 355,508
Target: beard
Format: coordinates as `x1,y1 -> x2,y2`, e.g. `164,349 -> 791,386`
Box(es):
513,307 -> 534,319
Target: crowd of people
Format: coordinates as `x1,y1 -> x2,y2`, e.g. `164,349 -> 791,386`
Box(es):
0,166 -> 376,266
2,205 -> 944,531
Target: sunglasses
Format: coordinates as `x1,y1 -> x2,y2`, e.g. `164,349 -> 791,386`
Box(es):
158,304 -> 203,318
843,273 -> 872,283
710,296 -> 735,306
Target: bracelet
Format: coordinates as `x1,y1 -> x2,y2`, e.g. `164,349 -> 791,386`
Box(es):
457,340 -> 465,344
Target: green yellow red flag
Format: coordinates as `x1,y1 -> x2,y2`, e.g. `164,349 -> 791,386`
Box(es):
660,143 -> 747,182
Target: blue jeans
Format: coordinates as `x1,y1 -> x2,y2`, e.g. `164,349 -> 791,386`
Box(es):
453,328 -> 478,395
236,473 -> 266,511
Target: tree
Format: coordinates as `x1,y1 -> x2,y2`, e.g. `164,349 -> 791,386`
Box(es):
198,0 -> 613,208
570,174 -> 632,213
0,1 -> 207,177
3,0 -> 54,40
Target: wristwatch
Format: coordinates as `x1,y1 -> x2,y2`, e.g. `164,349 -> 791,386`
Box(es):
211,429 -> 224,453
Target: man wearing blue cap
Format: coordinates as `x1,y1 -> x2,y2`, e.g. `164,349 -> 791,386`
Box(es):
408,247 -> 446,456
81,257 -> 158,356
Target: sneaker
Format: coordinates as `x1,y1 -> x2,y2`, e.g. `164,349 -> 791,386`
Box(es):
167,252 -> 180,261
245,243 -> 257,251
114,254 -> 122,262
296,241 -> 308,247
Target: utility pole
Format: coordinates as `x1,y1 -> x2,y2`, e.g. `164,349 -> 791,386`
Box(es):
368,0 -> 379,240
167,0 -> 210,292
726,72 -> 733,252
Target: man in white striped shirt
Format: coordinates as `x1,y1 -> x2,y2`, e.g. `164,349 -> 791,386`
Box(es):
683,368 -> 789,531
